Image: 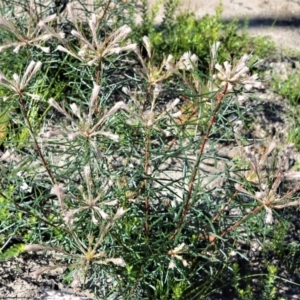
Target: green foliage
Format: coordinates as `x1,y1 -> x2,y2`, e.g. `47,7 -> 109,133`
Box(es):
135,5 -> 224,67
248,35 -> 276,59
171,280 -> 188,300
288,127 -> 300,150
0,184 -> 36,248
133,2 -> 275,72
0,186 -> 13,221
0,244 -> 25,261
232,262 -> 254,300
232,263 -> 280,300
271,69 -> 300,149
272,70 -> 300,105
262,265 -> 278,300
262,220 -> 300,274
0,109 -> 9,144
262,221 -> 289,257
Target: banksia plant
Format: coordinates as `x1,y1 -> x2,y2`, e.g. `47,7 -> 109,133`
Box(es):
0,1 -> 299,299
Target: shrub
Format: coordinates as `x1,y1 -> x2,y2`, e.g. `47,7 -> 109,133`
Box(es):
0,1 -> 298,299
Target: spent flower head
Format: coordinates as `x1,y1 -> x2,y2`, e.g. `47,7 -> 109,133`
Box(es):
122,86 -> 181,131
0,60 -> 42,98
0,14 -> 56,53
176,51 -> 199,71
37,14 -> 66,43
235,143 -> 300,224
25,241 -> 126,283
213,54 -> 262,92
47,164 -> 128,284
168,243 -> 189,269
47,83 -> 130,145
134,37 -> 173,85
164,52 -> 198,72
50,166 -> 128,226
55,4 -> 136,66
135,37 -> 198,86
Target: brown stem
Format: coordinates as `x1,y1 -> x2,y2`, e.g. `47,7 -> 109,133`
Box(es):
19,97 -> 55,184
96,62 -> 102,85
197,191 -> 238,242
142,84 -> 152,112
98,0 -> 112,27
201,204 -> 264,253
170,83 -> 228,240
221,205 -> 263,238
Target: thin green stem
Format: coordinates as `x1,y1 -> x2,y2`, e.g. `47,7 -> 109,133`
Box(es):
144,127 -> 151,232
0,191 -> 57,229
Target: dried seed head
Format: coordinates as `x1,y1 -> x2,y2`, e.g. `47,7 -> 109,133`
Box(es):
106,257 -> 126,267
113,207 -> 128,220
177,52 -> 198,70
165,54 -> 175,71
168,243 -> 189,269
0,61 -> 42,97
142,36 -> 151,59
214,54 -> 261,91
